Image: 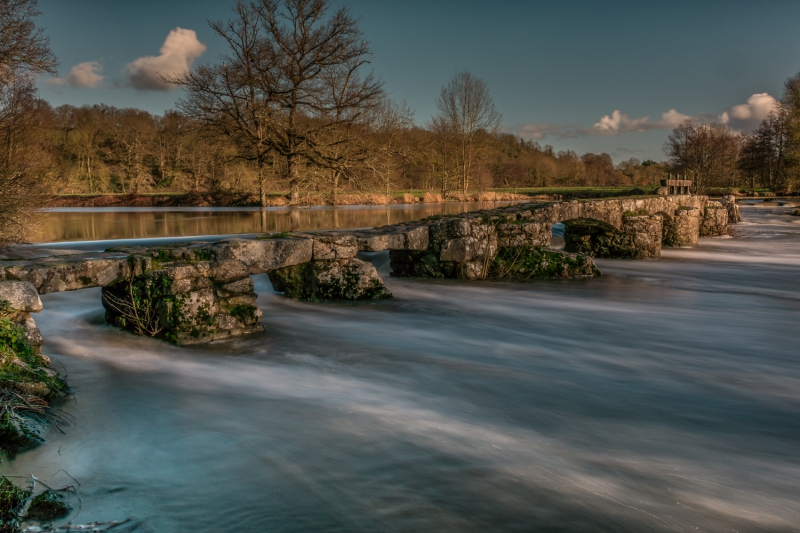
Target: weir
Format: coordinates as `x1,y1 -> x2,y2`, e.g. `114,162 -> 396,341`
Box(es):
0,195 -> 739,345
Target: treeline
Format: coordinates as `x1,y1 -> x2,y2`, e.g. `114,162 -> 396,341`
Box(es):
19,101 -> 667,199
665,72 -> 800,193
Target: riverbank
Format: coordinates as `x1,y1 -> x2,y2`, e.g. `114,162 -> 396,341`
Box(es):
44,191 -> 538,208
43,187 -> 667,208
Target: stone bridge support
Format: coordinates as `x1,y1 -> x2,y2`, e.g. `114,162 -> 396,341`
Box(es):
101,256 -> 264,345
701,201 -> 729,237
563,214 -> 663,259
267,233 -> 392,300
663,208 -> 701,247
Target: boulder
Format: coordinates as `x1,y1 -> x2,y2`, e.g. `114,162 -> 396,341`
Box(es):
0,280 -> 43,312
656,187 -> 669,195
269,258 -> 392,301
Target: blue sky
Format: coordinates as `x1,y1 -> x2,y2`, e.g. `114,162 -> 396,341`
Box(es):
37,0 -> 800,162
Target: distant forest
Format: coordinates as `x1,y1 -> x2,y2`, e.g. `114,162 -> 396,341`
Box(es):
19,103 -> 669,197
1,0 -> 799,232
15,75 -> 800,206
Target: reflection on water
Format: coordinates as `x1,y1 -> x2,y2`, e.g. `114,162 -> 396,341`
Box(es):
33,203 -> 515,243
4,205 -> 800,531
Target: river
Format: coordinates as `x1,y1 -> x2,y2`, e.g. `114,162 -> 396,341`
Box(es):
31,203 -> 515,244
3,203 -> 800,532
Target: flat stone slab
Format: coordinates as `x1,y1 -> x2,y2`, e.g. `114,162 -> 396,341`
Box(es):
1,253 -> 131,294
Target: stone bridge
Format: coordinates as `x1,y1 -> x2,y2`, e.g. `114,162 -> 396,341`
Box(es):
0,195 -> 739,345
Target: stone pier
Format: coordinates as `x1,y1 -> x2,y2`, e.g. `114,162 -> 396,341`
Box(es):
101,256 -> 264,345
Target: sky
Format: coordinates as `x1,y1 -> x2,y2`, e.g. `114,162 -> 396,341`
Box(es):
36,0 -> 800,162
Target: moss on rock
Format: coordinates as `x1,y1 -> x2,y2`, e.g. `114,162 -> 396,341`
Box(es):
0,301 -> 67,458
489,245 -> 600,281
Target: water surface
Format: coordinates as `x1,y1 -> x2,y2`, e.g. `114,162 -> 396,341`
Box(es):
3,205 -> 800,532
32,203 -> 514,243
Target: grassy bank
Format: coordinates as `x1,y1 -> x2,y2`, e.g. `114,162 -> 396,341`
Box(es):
0,302 -> 67,458
43,186 -> 664,208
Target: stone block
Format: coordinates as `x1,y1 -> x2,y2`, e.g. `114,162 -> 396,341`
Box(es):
439,235 -> 497,263
218,238 -> 313,273
311,234 -> 358,260
220,277 -> 254,295
208,260 -> 250,283
430,218 -> 472,241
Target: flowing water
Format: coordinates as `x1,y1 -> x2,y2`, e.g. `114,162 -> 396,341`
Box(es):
31,203 -> 514,244
3,205 -> 800,532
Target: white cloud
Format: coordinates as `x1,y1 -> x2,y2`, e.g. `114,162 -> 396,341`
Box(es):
659,109 -> 691,129
720,93 -> 779,131
592,110 -> 652,135
49,62 -> 104,88
125,28 -> 206,91
590,109 -> 691,136
511,92 -> 779,142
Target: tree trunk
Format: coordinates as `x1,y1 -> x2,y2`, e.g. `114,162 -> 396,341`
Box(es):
258,159 -> 267,208
332,171 -> 338,206
288,154 -> 299,202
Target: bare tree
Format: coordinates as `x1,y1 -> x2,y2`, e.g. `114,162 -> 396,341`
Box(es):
0,0 -> 57,242
433,71 -> 501,194
176,0 -> 383,204
364,99 -> 414,200
664,120 -> 741,193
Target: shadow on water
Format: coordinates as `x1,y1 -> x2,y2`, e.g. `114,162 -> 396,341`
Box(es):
2,205 -> 800,532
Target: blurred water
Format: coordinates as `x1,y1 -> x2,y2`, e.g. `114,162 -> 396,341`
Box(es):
3,205 -> 800,532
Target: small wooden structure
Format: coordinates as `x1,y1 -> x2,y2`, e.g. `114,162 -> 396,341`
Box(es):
661,174 -> 692,195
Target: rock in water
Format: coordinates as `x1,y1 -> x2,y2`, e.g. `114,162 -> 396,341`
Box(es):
268,258 -> 392,301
